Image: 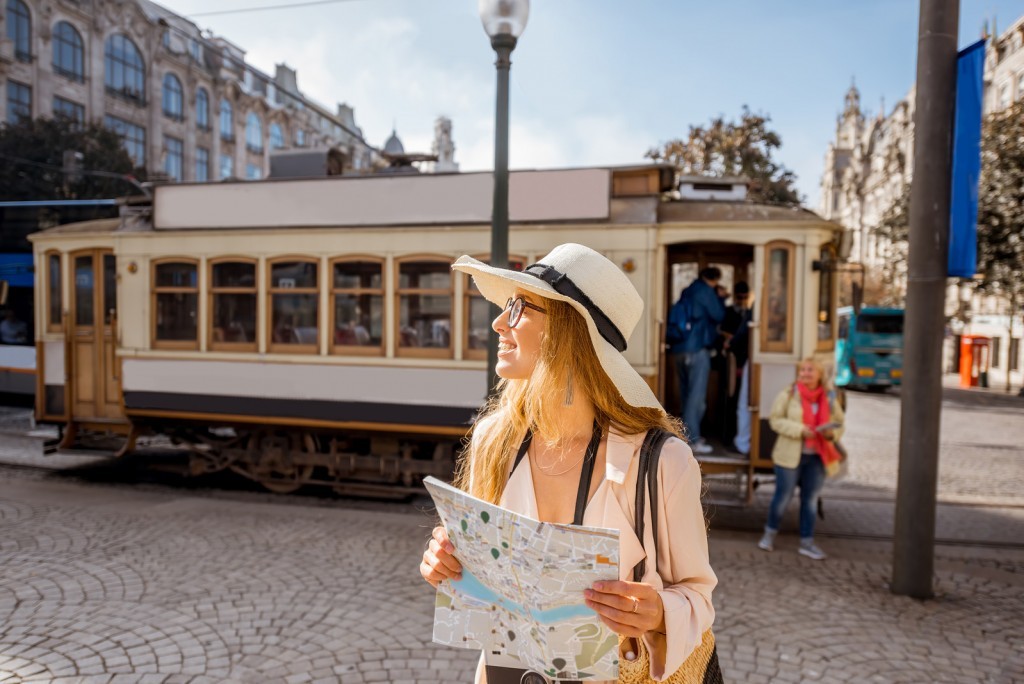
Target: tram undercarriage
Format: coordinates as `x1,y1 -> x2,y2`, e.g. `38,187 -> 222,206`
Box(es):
63,420 -> 460,496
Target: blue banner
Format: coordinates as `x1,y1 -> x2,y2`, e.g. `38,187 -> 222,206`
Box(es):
947,39 -> 986,278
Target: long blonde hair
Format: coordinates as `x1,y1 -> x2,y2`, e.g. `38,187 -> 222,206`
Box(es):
454,298 -> 681,504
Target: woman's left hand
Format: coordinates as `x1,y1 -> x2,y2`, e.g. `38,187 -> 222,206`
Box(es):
820,428 -> 836,441
584,580 -> 665,637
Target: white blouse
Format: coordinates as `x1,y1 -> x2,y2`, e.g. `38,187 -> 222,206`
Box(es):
474,426 -> 717,683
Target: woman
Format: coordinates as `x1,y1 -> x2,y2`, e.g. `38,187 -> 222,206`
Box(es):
759,358 -> 845,560
418,243 -> 717,683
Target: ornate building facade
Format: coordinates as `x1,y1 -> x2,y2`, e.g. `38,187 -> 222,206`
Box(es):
0,0 -> 381,182
818,14 -> 1024,388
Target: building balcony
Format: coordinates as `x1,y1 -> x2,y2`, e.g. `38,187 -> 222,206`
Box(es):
106,86 -> 146,107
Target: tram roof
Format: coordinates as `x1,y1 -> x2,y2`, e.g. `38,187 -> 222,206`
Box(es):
28,218 -> 122,238
658,201 -> 836,227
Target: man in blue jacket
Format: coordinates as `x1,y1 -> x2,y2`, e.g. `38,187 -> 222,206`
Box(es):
669,267 -> 726,454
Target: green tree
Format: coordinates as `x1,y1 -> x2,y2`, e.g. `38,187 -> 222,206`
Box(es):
977,100 -> 1024,306
645,107 -> 802,206
977,100 -> 1024,391
869,182 -> 911,306
0,115 -> 143,201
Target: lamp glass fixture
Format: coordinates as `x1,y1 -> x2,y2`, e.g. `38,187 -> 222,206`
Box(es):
478,0 -> 529,39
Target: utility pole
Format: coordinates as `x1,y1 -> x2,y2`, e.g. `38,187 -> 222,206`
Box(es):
892,0 -> 960,599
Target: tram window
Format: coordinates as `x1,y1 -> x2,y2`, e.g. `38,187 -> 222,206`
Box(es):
816,248 -> 834,349
152,260 -> 198,348
210,260 -> 257,351
74,255 -> 94,327
331,259 -> 383,355
47,252 -> 62,331
397,259 -> 452,358
104,254 -> 117,325
762,241 -> 794,353
269,259 -> 318,353
464,256 -> 524,360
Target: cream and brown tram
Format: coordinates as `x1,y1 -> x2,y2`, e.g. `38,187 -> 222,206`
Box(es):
30,164 -> 842,499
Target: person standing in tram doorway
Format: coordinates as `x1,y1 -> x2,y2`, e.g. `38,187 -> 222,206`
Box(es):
759,358 -> 845,560
721,282 -> 753,455
667,267 -> 726,454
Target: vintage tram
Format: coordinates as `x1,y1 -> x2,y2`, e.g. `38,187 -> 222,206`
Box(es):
29,164 -> 842,500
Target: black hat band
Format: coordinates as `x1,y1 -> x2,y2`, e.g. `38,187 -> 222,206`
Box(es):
523,263 -> 628,352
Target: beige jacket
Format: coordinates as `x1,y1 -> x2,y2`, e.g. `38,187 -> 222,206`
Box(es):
768,386 -> 846,469
475,427 -> 718,683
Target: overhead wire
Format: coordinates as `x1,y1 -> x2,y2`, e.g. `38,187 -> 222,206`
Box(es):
187,0 -> 367,18
0,152 -> 150,197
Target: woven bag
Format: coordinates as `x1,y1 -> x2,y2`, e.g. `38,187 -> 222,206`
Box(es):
617,429 -> 724,684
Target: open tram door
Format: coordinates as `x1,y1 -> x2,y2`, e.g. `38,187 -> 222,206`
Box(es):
59,248 -> 128,448
662,241 -> 756,504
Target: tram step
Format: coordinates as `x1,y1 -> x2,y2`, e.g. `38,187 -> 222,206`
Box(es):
695,455 -> 749,467
702,496 -> 749,508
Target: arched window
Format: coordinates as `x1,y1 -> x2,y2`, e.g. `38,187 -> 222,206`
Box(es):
196,87 -> 209,130
52,21 -> 84,81
245,112 -> 263,153
6,0 -> 31,63
270,122 -> 285,149
104,34 -> 145,104
295,128 -> 305,147
210,259 -> 257,351
220,98 -> 234,141
331,259 -> 383,355
152,259 -> 199,349
761,241 -> 795,353
162,73 -> 183,120
396,258 -> 453,358
268,258 -> 319,353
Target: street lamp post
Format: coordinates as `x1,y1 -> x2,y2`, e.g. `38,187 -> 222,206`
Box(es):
479,0 -> 529,396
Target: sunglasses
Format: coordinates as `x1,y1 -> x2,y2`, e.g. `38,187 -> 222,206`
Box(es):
504,296 -> 547,328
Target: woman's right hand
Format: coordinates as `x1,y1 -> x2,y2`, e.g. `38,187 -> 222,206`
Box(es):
801,426 -> 815,438
420,525 -> 462,589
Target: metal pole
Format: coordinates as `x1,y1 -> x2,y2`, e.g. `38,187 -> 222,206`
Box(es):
892,0 -> 959,599
486,34 -> 517,397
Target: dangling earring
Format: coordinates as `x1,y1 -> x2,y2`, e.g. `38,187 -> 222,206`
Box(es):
564,370 -> 575,406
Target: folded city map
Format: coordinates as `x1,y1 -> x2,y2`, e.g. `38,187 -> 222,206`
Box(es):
423,476 -> 621,681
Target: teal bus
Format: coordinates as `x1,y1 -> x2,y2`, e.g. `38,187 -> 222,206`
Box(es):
835,306 -> 904,389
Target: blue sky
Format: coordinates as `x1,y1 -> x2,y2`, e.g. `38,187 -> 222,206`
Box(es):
160,0 -> 1024,207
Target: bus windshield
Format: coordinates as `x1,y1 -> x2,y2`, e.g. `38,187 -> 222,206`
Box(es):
856,314 -> 903,335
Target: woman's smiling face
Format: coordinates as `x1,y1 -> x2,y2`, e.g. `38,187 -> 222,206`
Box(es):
492,290 -> 548,380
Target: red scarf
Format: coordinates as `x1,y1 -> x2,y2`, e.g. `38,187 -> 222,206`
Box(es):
795,382 -> 841,468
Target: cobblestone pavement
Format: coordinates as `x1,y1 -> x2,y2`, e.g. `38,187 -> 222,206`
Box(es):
0,388 -> 1022,683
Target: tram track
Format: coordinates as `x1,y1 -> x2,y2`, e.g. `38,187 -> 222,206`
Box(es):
3,434 -> 1022,552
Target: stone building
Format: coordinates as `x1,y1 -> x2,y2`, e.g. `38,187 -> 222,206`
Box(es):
0,0 -> 378,182
818,14 -> 1024,388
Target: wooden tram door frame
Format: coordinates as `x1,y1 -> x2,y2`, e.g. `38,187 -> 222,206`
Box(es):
68,249 -> 123,422
663,242 -> 756,503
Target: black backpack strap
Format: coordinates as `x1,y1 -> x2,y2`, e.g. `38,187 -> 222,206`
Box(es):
508,430 -> 533,481
632,428 -> 673,582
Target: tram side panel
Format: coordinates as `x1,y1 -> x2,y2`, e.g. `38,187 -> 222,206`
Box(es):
120,358 -> 485,431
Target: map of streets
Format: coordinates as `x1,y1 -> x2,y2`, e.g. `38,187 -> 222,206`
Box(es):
423,476 -> 621,681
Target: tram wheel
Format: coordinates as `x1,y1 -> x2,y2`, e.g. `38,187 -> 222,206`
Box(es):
234,431 -> 316,494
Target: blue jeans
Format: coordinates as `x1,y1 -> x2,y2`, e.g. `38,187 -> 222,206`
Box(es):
766,453 -> 825,539
675,348 -> 711,443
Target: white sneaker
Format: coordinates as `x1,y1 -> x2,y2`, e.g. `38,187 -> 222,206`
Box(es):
691,439 -> 714,455
758,530 -> 776,552
799,539 -> 827,560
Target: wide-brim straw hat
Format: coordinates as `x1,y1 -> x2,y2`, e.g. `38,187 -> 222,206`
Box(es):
452,243 -> 663,410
